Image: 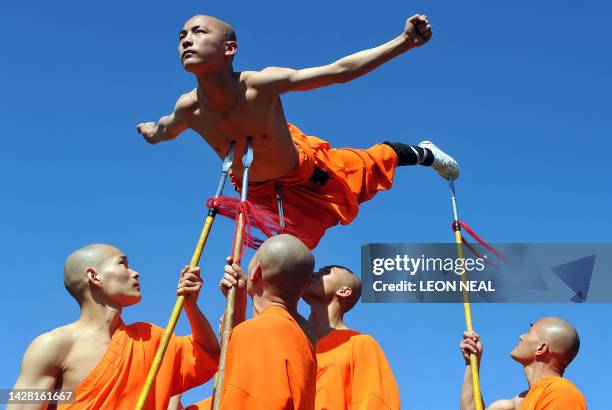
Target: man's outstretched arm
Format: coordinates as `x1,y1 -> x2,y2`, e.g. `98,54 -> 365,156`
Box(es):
137,94 -> 191,144
251,14 -> 432,94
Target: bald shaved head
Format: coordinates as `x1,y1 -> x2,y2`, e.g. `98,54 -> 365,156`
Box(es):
185,15 -> 236,41
64,244 -> 117,304
303,265 -> 362,312
534,317 -> 580,367
63,244 -> 141,307
179,15 -> 238,73
249,234 -> 314,300
511,316 -> 580,371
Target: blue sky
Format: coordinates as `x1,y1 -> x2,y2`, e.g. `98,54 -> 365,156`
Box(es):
1,1 -> 610,408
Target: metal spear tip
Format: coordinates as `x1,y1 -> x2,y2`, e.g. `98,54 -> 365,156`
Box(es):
222,142 -> 236,173
242,138 -> 254,168
448,176 -> 457,195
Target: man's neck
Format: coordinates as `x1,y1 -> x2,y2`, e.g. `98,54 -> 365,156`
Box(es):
252,294 -> 298,318
308,299 -> 348,339
77,301 -> 123,337
523,362 -> 563,388
196,68 -> 241,113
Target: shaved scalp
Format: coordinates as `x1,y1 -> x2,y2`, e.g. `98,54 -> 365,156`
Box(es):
189,15 -> 236,41
63,244 -> 116,304
325,265 -> 362,313
254,234 -> 314,298
536,317 -> 580,368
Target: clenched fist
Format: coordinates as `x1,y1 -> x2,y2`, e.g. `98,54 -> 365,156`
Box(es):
136,122 -> 161,144
403,14 -> 432,48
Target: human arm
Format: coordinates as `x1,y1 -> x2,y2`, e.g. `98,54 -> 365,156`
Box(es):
177,266 -> 220,361
250,14 -> 432,94
137,94 -> 191,144
459,331 -> 487,410
461,330 -> 526,410
459,332 -> 521,410
7,333 -> 66,410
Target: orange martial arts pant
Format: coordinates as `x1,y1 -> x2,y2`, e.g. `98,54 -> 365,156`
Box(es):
231,124 -> 398,249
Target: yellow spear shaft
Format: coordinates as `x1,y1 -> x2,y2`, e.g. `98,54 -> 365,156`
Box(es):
449,177 -> 483,410
134,143 -> 235,410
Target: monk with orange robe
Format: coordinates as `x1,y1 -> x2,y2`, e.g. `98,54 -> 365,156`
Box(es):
9,244 -> 219,410
459,317 -> 587,410
137,13 -> 459,249
303,264 -> 400,410
184,234 -> 317,410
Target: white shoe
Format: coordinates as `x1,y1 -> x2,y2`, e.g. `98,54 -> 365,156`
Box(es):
418,140 -> 460,180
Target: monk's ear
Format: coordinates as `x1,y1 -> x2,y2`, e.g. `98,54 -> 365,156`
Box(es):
225,41 -> 237,57
336,286 -> 352,299
86,268 -> 103,288
251,262 -> 262,282
535,342 -> 550,359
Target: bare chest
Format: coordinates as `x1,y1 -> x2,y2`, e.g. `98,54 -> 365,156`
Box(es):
187,88 -> 287,155
60,336 -> 111,390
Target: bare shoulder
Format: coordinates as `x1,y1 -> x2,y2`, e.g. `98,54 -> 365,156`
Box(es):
174,89 -> 198,116
22,326 -> 74,368
241,67 -> 293,88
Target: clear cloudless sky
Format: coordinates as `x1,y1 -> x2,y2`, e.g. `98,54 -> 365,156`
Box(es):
1,1 -> 610,408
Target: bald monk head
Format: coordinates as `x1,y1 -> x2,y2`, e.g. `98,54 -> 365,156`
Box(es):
511,317 -> 580,371
303,265 -> 362,313
64,243 -> 141,308
179,15 -> 237,74
246,234 -> 315,305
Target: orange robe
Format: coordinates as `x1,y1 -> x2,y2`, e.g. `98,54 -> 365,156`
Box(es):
315,329 -> 400,410
213,306 -> 317,409
231,123 -> 398,249
58,321 -> 217,410
520,376 -> 587,410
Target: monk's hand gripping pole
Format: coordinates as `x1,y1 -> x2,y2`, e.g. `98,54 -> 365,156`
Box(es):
449,177 -> 484,410
134,142 -> 235,410
212,139 -> 253,410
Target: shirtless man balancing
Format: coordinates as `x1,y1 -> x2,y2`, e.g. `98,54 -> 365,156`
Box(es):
10,244 -> 219,410
137,14 -> 459,248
